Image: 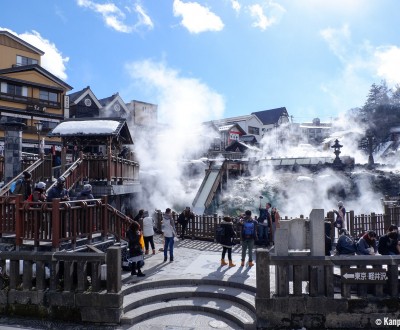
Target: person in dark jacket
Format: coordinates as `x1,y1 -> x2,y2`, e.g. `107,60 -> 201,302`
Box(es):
356,230 -> 377,255
220,216 -> 236,267
79,184 -> 94,200
177,206 -> 195,239
47,176 -> 69,202
335,229 -> 357,255
378,224 -> 400,255
126,221 -> 145,277
13,171 -> 32,201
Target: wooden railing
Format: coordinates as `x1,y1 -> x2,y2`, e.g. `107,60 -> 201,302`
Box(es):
257,251 -> 400,299
0,195 -> 132,250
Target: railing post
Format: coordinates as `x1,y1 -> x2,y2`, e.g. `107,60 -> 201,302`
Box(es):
102,196 -> 108,240
349,210 -> 355,236
14,194 -> 23,249
256,249 -> 270,299
106,246 -> 121,293
52,199 -> 60,250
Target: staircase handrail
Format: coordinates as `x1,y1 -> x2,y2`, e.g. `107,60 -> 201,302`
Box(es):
0,157 -> 43,196
204,160 -> 227,208
46,157 -> 84,194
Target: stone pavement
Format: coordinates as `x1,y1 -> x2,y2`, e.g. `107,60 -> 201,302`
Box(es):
0,236 -> 261,330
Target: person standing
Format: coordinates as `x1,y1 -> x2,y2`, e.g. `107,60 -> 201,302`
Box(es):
257,202 -> 271,246
240,210 -> 258,267
270,207 -> 281,245
13,171 -> 32,201
142,210 -> 156,255
333,201 -> 346,229
177,206 -> 195,239
162,208 -> 177,262
126,221 -> 145,277
219,216 -> 236,267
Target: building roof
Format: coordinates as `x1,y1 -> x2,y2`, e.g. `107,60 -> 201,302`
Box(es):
0,64 -> 72,90
67,86 -> 102,108
0,30 -> 44,55
252,107 -> 288,125
48,118 -> 133,144
218,123 -> 246,134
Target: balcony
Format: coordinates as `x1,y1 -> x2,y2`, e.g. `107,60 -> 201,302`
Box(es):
0,91 -> 61,109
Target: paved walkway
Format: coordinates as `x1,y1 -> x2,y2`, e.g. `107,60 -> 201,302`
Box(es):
0,236 -> 261,330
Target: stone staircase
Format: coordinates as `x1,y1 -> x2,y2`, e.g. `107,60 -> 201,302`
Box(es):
120,278 -> 257,329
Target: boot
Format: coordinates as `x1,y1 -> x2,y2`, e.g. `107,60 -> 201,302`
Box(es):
152,249 -> 156,255
240,260 -> 245,267
163,256 -> 167,262
229,260 -> 236,267
248,261 -> 254,267
137,269 -> 145,277
145,250 -> 149,255
221,259 -> 228,266
131,264 -> 137,276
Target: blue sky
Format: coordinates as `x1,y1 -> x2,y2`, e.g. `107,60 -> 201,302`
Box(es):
1,0 -> 400,124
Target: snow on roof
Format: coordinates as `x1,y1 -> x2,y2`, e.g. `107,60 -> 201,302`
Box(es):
51,120 -> 120,136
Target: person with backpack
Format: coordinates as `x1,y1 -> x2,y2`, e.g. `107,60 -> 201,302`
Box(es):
218,216 -> 236,267
240,210 -> 258,267
335,229 -> 357,255
12,171 -> 32,201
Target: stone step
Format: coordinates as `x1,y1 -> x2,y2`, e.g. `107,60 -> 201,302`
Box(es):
123,283 -> 255,313
121,277 -> 257,296
120,296 -> 256,329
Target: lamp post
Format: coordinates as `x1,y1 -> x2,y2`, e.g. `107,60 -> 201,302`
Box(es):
34,121 -> 43,155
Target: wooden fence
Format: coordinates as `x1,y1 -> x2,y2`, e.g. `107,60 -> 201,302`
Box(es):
0,195 -> 132,250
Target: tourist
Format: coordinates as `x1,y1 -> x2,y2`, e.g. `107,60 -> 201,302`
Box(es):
142,210 -> 156,255
257,202 -> 270,246
240,210 -> 258,267
162,208 -> 177,262
335,229 -> 357,255
79,184 -> 94,200
12,171 -> 32,201
219,216 -> 236,267
333,201 -> 346,229
30,181 -> 47,204
47,176 -> 69,202
356,230 -> 377,255
126,221 -> 145,277
378,224 -> 400,255
177,206 -> 195,239
270,207 -> 281,245
134,209 -> 144,228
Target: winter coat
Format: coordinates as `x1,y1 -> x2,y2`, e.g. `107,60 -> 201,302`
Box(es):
162,214 -> 177,238
378,234 -> 399,255
126,227 -> 143,258
219,221 -> 236,248
47,186 -> 69,202
356,234 -> 377,255
142,216 -> 155,237
336,234 -> 357,255
79,190 -> 94,200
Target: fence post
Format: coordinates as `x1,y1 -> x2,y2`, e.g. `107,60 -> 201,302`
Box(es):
14,194 -> 23,249
102,195 -> 108,240
256,249 -> 270,299
371,212 -> 377,233
349,210 -> 355,236
52,199 -> 60,250
107,246 -> 121,293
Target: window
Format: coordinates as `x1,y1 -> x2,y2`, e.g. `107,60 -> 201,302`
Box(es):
248,126 -> 260,135
16,55 -> 38,66
41,121 -> 58,129
39,90 -> 58,103
1,82 -> 28,97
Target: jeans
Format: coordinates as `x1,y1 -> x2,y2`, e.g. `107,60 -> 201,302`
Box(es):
257,225 -> 269,244
241,239 -> 255,262
164,236 -> 174,259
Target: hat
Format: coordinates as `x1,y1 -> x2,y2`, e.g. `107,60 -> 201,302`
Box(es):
337,201 -> 344,207
35,182 -> 46,190
83,184 -> 92,192
23,171 -> 32,179
57,176 -> 66,184
185,206 -> 191,210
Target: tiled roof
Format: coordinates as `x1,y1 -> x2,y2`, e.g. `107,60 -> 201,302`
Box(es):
252,107 -> 288,125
